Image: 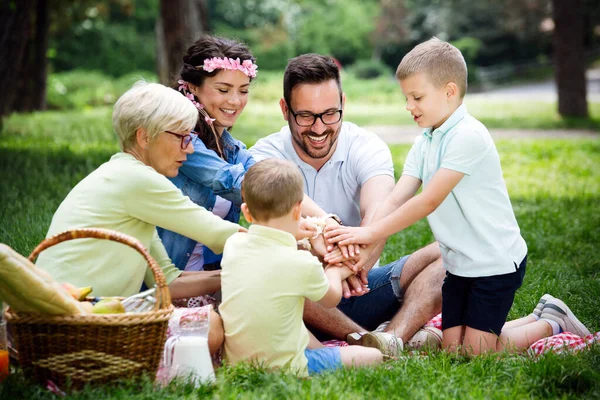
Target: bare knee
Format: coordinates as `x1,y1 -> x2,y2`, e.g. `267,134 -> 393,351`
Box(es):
339,346 -> 383,367
414,242 -> 441,263
209,310 -> 225,355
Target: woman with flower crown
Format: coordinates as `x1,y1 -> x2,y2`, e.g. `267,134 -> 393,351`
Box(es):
156,35 -> 259,307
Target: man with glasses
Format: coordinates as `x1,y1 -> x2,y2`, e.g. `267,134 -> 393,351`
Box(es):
249,54 -> 445,355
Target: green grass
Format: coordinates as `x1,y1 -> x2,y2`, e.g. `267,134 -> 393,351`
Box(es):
1,105 -> 600,398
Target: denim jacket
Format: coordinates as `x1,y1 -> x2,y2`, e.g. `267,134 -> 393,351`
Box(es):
157,130 -> 255,270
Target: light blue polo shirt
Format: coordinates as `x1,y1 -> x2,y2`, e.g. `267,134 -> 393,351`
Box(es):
250,122 -> 394,228
403,104 -> 527,277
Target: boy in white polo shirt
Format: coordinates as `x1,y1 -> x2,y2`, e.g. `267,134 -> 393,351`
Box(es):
325,38 -> 590,355
219,159 -> 382,376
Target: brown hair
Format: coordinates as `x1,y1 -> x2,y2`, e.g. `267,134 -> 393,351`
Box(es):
396,37 -> 468,98
283,54 -> 342,107
177,35 -> 256,155
242,159 -> 304,222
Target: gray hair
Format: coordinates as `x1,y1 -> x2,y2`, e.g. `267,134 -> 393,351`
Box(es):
112,81 -> 198,151
396,37 -> 468,98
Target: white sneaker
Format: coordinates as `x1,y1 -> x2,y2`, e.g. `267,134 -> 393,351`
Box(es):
346,320 -> 390,345
532,294 -> 554,318
361,331 -> 403,357
406,327 -> 443,350
540,298 -> 591,337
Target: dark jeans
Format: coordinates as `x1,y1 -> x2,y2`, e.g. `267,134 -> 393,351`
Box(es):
311,255 -> 410,339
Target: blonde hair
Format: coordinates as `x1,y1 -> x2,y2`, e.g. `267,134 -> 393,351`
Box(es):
396,37 -> 468,98
242,159 -> 304,222
112,81 -> 198,151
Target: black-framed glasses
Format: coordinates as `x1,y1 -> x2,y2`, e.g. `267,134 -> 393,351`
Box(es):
288,106 -> 343,127
165,130 -> 198,149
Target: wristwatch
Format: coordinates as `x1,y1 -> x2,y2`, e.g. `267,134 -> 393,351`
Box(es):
323,213 -> 343,225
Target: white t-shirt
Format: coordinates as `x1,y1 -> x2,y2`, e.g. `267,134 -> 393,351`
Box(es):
403,104 -> 527,277
250,122 -> 394,228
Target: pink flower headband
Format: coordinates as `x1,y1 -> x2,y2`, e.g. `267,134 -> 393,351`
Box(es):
199,57 -> 258,78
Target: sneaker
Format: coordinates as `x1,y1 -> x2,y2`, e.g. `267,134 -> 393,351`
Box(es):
346,332 -> 364,345
346,320 -> 390,345
532,294 -> 554,318
374,321 -> 390,332
361,332 -> 403,357
406,326 -> 443,350
540,298 -> 591,337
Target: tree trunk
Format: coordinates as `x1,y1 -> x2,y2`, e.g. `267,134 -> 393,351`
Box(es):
0,0 -> 34,117
156,0 -> 206,85
552,0 -> 588,118
31,0 -> 49,110
14,0 -> 49,112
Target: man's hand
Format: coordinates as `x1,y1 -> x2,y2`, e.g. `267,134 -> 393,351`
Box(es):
341,275 -> 369,298
324,225 -> 377,246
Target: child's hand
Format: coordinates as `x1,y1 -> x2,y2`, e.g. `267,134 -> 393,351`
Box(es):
324,226 -> 376,246
296,218 -> 320,240
325,264 -> 354,281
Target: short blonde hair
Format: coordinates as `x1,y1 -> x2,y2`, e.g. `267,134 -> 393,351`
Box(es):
396,37 -> 468,98
112,81 -> 198,151
242,159 -> 304,222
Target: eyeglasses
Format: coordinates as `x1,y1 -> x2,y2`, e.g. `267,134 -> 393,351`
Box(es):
165,130 -> 198,149
288,105 -> 343,127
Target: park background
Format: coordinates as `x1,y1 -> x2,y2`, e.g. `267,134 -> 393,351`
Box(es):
0,0 -> 599,398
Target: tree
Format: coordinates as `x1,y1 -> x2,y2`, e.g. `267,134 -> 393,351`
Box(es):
552,0 -> 588,118
0,0 -> 35,118
15,0 -> 50,112
156,0 -> 206,85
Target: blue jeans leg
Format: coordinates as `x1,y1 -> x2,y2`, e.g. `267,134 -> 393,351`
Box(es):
336,255 -> 409,331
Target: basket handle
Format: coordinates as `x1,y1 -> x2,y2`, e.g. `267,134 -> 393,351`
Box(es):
28,228 -> 171,311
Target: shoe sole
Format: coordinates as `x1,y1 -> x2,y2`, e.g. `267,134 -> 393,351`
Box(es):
533,294 -> 554,317
346,332 -> 364,346
406,327 -> 443,350
542,298 -> 591,337
361,333 -> 402,356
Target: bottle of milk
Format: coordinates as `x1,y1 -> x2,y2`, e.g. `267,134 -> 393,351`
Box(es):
162,307 -> 215,385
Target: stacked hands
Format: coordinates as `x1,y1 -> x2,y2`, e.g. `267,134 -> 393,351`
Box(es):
298,217 -> 377,299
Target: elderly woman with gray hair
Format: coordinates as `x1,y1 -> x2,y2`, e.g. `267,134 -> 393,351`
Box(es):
36,81 -> 243,303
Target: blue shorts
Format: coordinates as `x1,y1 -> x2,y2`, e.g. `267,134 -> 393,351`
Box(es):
305,347 -> 342,375
336,255 -> 408,331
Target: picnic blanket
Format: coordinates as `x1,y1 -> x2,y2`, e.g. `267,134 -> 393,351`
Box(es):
164,307 -> 599,356
323,313 -> 600,355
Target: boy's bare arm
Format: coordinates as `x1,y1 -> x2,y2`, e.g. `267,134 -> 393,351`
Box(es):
325,169 -> 465,245
317,266 -> 354,308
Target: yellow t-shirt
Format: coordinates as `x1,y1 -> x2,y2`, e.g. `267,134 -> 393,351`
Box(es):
36,152 -> 239,297
220,224 -> 329,377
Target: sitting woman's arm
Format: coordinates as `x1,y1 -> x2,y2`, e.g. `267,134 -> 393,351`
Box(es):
169,270 -> 221,299
148,230 -> 223,299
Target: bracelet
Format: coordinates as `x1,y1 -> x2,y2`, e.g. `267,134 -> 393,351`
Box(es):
322,213 -> 343,225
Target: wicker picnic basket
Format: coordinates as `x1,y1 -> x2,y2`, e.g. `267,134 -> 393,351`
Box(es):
4,228 -> 174,389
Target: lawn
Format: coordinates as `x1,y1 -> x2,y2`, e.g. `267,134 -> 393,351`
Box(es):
0,98 -> 599,398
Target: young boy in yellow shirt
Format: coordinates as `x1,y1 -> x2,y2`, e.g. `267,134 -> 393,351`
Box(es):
219,159 -> 382,376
